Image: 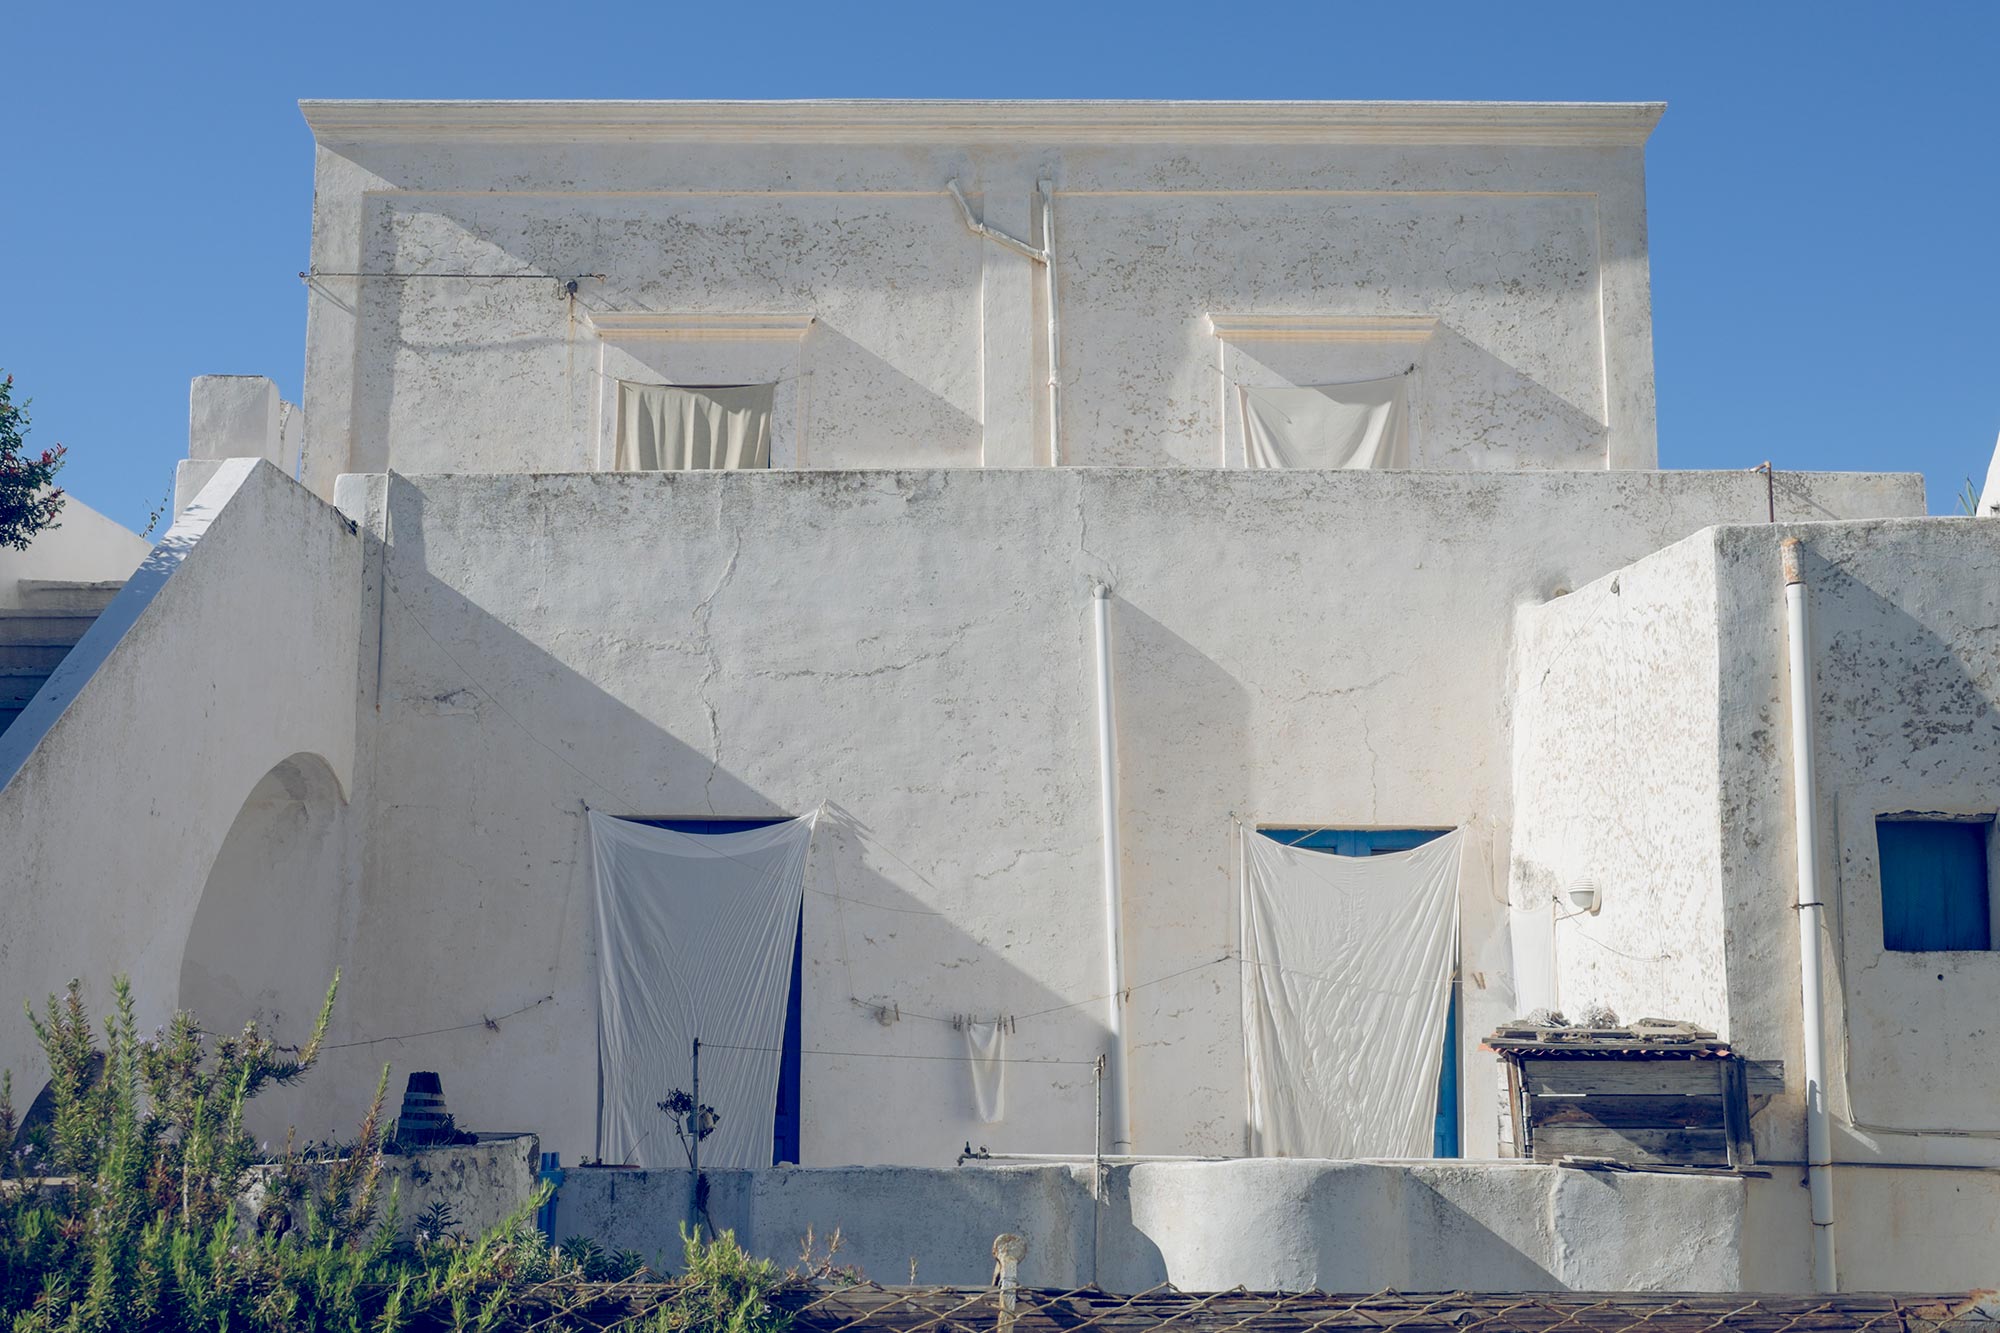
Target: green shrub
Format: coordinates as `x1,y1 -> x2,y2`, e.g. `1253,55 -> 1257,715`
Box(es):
0,974 -> 805,1333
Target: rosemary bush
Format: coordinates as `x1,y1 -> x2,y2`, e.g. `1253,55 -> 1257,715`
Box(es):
0,976 -> 799,1333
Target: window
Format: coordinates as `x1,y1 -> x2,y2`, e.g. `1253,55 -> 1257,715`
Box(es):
1258,826 -> 1459,1156
1877,815 -> 1994,952
634,817 -> 803,1164
615,381 -> 776,471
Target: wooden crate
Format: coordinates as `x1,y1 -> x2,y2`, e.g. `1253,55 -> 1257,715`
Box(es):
1494,1041 -> 1776,1169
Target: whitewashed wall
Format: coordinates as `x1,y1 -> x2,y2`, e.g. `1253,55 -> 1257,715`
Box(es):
1710,519 -> 2000,1170
298,103 -> 1664,486
1520,519 -> 2000,1170
0,496 -> 152,608
1508,536 -> 1733,1035
0,462 -> 364,1103
289,467 -> 1920,1169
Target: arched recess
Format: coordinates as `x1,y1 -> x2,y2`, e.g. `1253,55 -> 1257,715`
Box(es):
178,752 -> 349,1060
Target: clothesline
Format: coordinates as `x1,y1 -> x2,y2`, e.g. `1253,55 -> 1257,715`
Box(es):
845,953 -> 1234,1031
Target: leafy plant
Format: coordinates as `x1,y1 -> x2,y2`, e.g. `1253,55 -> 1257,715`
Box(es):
657,1089 -> 720,1169
0,373 -> 66,552
0,973 -> 817,1331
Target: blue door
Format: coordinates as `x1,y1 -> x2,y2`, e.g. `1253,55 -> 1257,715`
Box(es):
1259,826 -> 1459,1157
637,817 -> 802,1165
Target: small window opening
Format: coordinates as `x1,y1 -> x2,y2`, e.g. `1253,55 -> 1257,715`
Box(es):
1877,815 -> 1994,952
615,381 -> 775,470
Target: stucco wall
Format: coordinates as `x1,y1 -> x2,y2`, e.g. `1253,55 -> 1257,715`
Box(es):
1509,534 -> 1731,1034
297,466 -> 1919,1170
0,460 -> 365,1101
1708,520 -> 2000,1169
550,1159 -> 1748,1292
299,103 -> 1665,484
1508,518 -> 2000,1169
0,495 -> 152,608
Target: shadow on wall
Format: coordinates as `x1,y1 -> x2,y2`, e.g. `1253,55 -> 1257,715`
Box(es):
1760,536 -> 2000,1140
1113,1160 -> 1559,1291
290,476 -> 1102,1165
349,190 -> 985,474
178,751 -> 350,1145
1108,597 -> 1253,1154
1418,325 -> 1606,470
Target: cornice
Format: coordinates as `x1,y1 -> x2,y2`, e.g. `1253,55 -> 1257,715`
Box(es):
587,312 -> 815,341
1209,314 -> 1442,342
300,100 -> 1665,148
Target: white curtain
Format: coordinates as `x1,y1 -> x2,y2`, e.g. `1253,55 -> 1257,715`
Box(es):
616,381 -> 774,471
1241,377 -> 1410,470
1243,829 -> 1462,1159
588,812 -> 817,1168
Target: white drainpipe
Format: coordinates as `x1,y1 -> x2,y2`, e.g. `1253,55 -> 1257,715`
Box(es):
1039,180 -> 1062,467
1782,536 -> 1838,1292
947,178 -> 1062,467
1092,581 -> 1131,1151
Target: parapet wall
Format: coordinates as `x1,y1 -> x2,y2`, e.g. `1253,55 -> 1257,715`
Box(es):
550,1159 -> 1750,1292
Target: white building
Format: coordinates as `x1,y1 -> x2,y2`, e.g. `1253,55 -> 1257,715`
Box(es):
2,100 -> 1993,1294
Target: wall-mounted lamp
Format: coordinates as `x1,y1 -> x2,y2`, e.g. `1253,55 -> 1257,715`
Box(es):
1557,879 -> 1603,919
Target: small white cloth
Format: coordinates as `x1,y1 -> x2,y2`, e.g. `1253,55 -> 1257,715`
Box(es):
965,1020 -> 1005,1123
616,381 -> 774,471
588,812 -> 817,1168
1241,377 -> 1410,470
1243,829 -> 1462,1159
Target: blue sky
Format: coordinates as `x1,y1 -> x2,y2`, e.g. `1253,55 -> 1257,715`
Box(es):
3,1 -> 1994,531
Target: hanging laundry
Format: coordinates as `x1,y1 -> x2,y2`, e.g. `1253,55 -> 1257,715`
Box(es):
965,1018 -> 1006,1123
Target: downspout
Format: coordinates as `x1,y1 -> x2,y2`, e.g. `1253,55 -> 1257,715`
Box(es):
947,179 -> 1061,467
1039,180 -> 1063,467
1092,581 -> 1132,1151
1782,536 -> 1838,1292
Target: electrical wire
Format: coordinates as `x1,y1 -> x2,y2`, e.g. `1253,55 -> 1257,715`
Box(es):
320,994 -> 555,1051
697,1041 -> 1096,1067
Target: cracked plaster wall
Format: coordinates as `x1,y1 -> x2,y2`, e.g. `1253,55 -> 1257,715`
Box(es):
1508,533 -> 1730,1039
301,137 -> 1659,484
297,466 -> 1921,1169
1509,518 -> 2000,1180
1712,519 -> 2000,1170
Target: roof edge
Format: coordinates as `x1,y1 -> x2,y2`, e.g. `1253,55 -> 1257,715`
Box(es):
298,99 -> 1666,148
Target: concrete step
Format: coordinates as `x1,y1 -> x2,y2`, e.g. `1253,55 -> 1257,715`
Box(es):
0,668 -> 50,740
0,670 -> 45,707
0,609 -> 99,647
14,579 -> 124,613
0,642 -> 73,672
0,674 -> 43,708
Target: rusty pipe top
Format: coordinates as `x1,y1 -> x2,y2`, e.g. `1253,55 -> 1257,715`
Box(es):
1782,536 -> 1804,586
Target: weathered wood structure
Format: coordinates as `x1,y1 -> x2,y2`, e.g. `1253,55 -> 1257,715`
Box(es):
1488,1022 -> 1781,1169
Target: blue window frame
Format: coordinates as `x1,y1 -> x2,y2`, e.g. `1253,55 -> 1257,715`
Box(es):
634,817 -> 802,1164
1877,816 -> 1993,953
1259,826 -> 1459,1157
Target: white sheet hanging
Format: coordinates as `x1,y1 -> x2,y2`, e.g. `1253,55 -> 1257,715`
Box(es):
964,1020 -> 1005,1123
616,381 -> 774,470
589,811 -> 817,1168
1241,377 -> 1410,470
1242,828 -> 1462,1159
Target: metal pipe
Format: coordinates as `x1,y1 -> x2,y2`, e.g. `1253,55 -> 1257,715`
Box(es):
689,1036 -> 702,1238
1040,179 -> 1062,467
1782,537 -> 1837,1292
946,178 -> 1061,468
1092,582 -> 1131,1152
959,1152 -> 1225,1164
